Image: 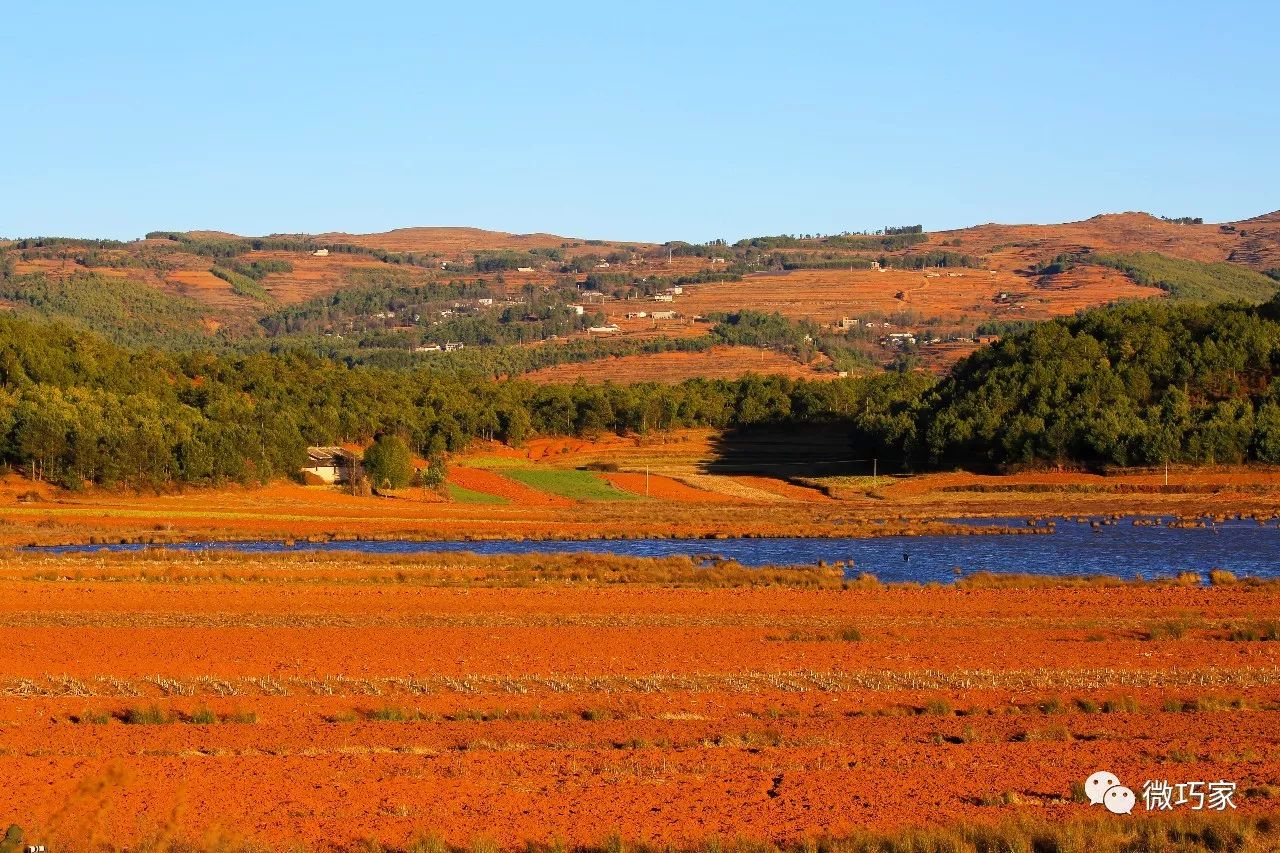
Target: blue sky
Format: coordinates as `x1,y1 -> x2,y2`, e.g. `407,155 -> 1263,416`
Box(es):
2,1 -> 1276,242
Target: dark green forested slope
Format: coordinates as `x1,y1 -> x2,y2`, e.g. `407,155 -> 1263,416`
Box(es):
4,293 -> 1280,490
915,299 -> 1280,467
0,315 -> 921,489
1090,253 -> 1279,303
0,271 -> 213,346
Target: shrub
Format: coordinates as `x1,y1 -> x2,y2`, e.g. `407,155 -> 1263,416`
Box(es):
1210,569 -> 1238,586
1102,695 -> 1141,713
362,434 -> 415,490
73,710 -> 110,725
1145,619 -> 1192,640
187,707 -> 217,725
122,705 -> 171,725
368,706 -> 413,722
1228,620 -> 1280,641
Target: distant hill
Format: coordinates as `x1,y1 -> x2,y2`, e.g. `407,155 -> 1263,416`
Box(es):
1,211 -> 1278,374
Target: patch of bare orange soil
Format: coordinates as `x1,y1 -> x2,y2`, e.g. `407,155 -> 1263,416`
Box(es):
448,466 -> 572,505
601,471 -> 733,502
522,346 -> 834,384
2,563 -> 1279,849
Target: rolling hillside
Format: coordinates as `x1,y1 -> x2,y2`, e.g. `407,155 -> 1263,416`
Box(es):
1,211 -> 1277,375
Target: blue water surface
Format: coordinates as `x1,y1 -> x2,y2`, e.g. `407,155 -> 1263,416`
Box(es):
30,516 -> 1280,584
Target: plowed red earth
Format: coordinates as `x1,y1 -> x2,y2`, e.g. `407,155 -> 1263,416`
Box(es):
448,466 -> 573,506
3,566 -> 1280,849
601,471 -> 733,502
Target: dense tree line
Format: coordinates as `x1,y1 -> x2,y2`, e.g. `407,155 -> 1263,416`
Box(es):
7,237 -> 128,250
0,315 -> 911,489
258,273 -> 491,337
273,333 -> 721,376
0,270 -> 211,347
209,267 -> 271,302
912,299 -> 1280,468
884,251 -> 982,270
1090,253 -> 1278,303
7,264 -> 1280,487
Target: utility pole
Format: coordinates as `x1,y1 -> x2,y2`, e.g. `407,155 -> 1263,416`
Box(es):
1165,459 -> 1169,487
645,465 -> 650,497
873,457 -> 878,486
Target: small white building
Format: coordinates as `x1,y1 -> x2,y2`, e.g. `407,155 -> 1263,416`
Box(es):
653,293 -> 674,303
477,298 -> 494,306
588,324 -> 621,334
517,266 -> 535,273
625,311 -> 648,319
650,310 -> 677,320
312,248 -> 329,257
414,344 -> 442,353
444,341 -> 465,351
302,447 -> 358,485
566,304 -> 585,316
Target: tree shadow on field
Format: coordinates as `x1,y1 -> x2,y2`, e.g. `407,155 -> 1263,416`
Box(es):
704,424 -> 874,478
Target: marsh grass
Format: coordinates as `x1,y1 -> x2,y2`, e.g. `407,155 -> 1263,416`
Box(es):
1144,618 -> 1195,640
767,625 -> 862,643
186,707 -> 217,725
1226,620 -> 1280,641
1102,695 -> 1141,713
71,710 -> 111,724
121,705 -> 172,725
367,706 -> 428,722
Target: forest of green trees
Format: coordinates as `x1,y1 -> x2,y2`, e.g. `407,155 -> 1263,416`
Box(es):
0,314 -> 921,488
913,300 -> 1280,467
2,294 -> 1280,488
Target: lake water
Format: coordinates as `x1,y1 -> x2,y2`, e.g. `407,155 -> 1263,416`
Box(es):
33,517 -> 1280,584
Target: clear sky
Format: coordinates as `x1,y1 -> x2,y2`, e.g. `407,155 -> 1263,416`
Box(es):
3,1 -> 1276,243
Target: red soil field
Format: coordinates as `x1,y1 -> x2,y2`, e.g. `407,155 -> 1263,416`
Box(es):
675,264 -> 1164,329
448,465 -> 573,505
600,471 -> 734,502
522,346 -> 835,384
3,560 -> 1279,849
928,212 -> 1244,265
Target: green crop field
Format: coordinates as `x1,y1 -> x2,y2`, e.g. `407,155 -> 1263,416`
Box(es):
500,467 -> 640,501
445,483 -> 509,504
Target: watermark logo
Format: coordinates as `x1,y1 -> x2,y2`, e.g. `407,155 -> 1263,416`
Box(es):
1085,770 -> 1121,805
1084,771 -> 1236,814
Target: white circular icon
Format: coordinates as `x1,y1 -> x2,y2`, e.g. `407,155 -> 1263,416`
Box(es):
1104,785 -> 1135,815
1085,770 -> 1120,805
